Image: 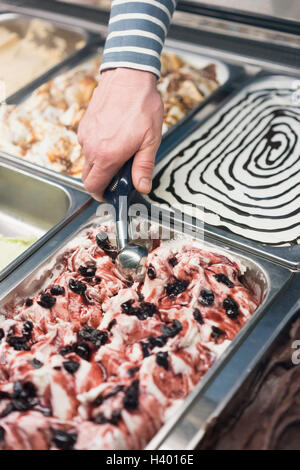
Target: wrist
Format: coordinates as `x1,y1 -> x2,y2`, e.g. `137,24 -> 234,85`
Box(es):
101,67 -> 157,88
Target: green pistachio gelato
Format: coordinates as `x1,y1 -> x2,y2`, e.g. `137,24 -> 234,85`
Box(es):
0,234 -> 37,270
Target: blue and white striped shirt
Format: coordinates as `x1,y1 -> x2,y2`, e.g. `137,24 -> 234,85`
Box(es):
100,0 -> 178,78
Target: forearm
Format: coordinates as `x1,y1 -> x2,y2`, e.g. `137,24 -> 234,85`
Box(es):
100,0 -> 178,78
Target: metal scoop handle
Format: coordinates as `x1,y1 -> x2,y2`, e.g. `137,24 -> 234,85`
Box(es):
104,156 -> 134,250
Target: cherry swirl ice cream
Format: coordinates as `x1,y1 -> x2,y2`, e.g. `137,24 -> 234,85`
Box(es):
0,225 -> 259,450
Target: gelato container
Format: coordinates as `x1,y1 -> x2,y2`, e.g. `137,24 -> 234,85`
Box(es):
0,12 -> 88,99
0,158 -> 91,281
147,73 -> 300,269
198,302 -> 300,450
0,207 -> 291,450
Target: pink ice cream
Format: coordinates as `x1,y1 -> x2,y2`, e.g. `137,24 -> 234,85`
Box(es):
0,225 -> 259,450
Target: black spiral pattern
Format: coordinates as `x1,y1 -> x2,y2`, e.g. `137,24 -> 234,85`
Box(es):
150,76 -> 300,245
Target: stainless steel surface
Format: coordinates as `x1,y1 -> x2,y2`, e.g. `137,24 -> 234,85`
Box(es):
173,11 -> 300,50
116,219 -> 127,251
192,0 -> 300,23
197,296 -> 300,449
116,242 -> 148,282
0,1 -> 109,37
0,155 -> 91,282
0,203 -> 292,449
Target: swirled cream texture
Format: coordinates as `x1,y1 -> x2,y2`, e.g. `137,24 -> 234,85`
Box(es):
149,76 -> 300,245
0,225 -> 259,450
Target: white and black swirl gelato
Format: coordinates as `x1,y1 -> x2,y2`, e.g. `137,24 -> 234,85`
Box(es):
150,75 -> 300,245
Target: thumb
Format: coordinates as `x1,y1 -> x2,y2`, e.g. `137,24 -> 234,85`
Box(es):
132,145 -> 157,194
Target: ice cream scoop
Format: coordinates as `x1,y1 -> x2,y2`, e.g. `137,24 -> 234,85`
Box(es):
104,156 -> 148,281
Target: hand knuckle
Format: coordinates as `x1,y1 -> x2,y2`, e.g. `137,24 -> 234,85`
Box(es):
137,159 -> 155,172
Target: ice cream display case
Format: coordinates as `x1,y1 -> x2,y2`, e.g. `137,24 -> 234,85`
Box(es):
0,47 -> 238,178
0,0 -> 299,451
0,204 -> 293,449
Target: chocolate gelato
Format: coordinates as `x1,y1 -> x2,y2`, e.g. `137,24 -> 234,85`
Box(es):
199,311 -> 300,450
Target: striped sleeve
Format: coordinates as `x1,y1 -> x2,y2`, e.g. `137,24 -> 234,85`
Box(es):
100,0 -> 178,78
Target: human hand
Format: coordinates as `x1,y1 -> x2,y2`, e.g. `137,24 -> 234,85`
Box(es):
78,67 -> 164,201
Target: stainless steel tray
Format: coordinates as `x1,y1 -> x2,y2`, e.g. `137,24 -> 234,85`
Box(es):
197,294 -> 300,450
0,11 -> 102,104
0,201 -> 292,449
0,155 -> 91,282
145,72 -> 300,271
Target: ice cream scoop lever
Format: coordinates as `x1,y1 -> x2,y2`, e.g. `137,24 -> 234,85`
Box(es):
104,156 -> 148,282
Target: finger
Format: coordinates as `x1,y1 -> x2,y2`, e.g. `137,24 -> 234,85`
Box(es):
83,158 -> 122,202
82,158 -> 94,182
132,144 -> 158,194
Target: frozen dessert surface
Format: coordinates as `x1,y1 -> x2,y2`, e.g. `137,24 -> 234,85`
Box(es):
199,313 -> 300,450
149,75 -> 300,246
0,52 -> 219,176
0,223 -> 259,449
0,234 -> 37,271
0,19 -> 77,97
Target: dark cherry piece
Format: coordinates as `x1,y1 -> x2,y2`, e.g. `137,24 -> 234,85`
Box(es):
193,309 -> 204,325
63,360 -> 80,374
50,285 -> 65,296
156,351 -> 169,370
53,430 -> 77,450
166,280 -> 189,297
38,293 -> 56,309
199,289 -> 214,306
123,380 -> 139,410
223,296 -> 239,319
214,273 -> 234,288
69,279 -> 87,295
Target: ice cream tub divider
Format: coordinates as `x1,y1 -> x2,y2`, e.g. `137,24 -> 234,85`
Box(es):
0,201 -> 292,449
